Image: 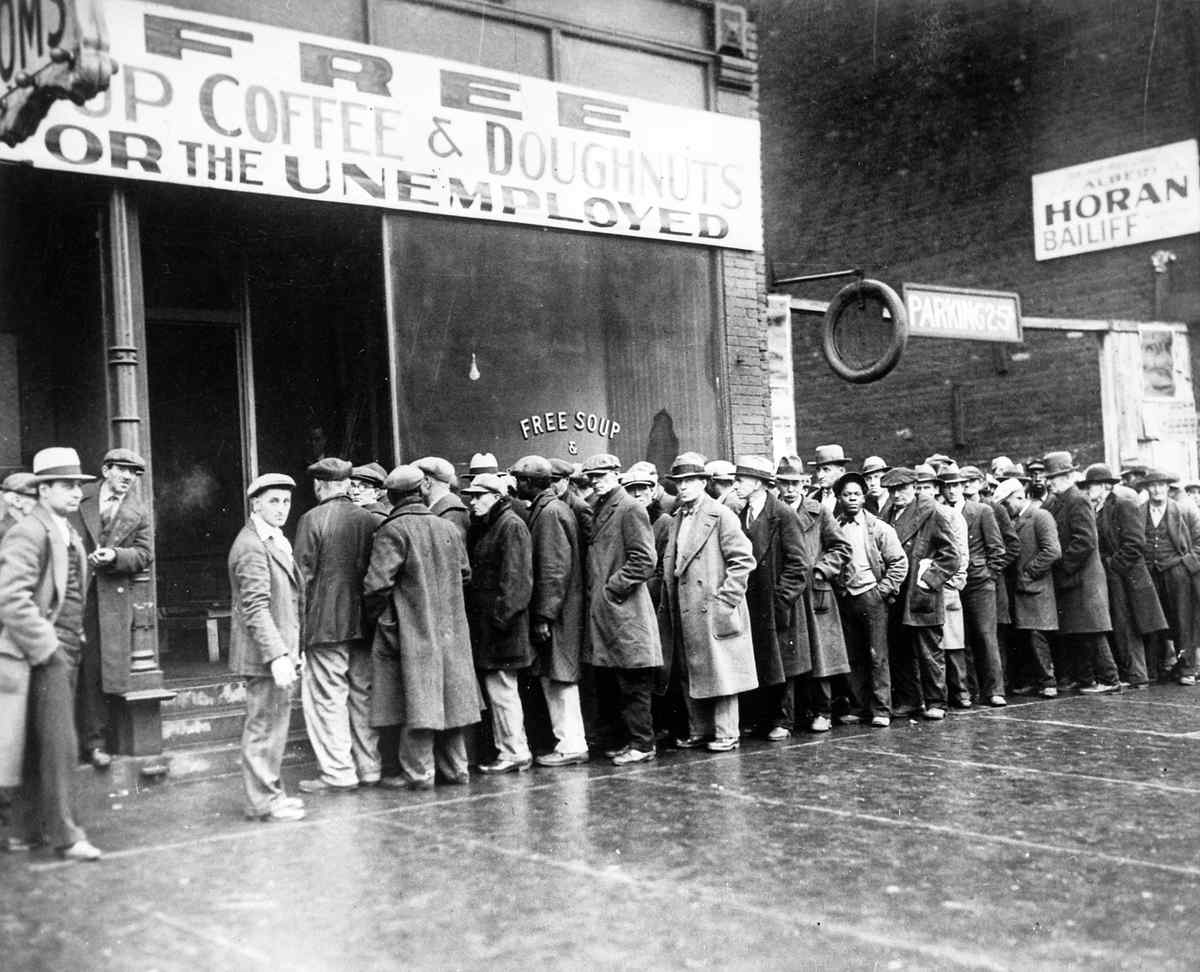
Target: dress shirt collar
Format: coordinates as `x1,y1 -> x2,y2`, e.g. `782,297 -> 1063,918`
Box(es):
250,512 -> 285,545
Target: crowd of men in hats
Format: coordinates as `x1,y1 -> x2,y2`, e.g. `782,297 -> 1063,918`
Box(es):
4,437 -> 1200,853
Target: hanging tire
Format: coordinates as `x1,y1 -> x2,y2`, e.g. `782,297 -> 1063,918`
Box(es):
822,278 -> 908,384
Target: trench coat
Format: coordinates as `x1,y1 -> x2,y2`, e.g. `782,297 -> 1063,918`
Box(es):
292,494 -> 378,647
657,493 -> 758,699
362,498 -> 481,730
467,498 -> 534,671
71,485 -> 153,694
1097,491 -> 1166,635
740,492 -> 807,685
1042,485 -> 1110,634
227,520 -> 303,677
0,506 -> 89,786
527,488 -> 584,683
1010,503 -> 1061,631
583,486 -> 663,670
791,498 -> 851,677
884,495 -> 958,627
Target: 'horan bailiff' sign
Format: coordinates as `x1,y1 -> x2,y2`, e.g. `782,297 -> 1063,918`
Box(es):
0,0 -> 764,250
1032,140 -> 1200,261
903,283 -> 1023,344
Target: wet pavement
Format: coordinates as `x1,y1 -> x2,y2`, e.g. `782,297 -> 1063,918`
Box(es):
5,687 -> 1200,970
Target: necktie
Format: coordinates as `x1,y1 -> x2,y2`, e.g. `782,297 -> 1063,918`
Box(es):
101,495 -> 118,530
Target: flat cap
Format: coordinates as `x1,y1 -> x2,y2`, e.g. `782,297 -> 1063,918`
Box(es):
619,466 -> 655,488
992,478 -> 1025,504
510,455 -> 553,479
959,465 -> 985,482
1,472 -> 38,497
881,466 -> 918,488
308,457 -> 352,481
924,452 -> 953,468
626,460 -> 658,483
549,458 -> 575,479
581,453 -> 622,473
384,464 -> 424,492
247,473 -> 296,498
706,459 -> 737,482
414,456 -> 456,485
667,452 -> 709,480
1139,467 -> 1178,486
775,455 -> 805,482
469,452 -> 499,475
733,455 -> 774,483
103,447 -> 146,471
350,462 -> 387,487
461,472 -> 506,495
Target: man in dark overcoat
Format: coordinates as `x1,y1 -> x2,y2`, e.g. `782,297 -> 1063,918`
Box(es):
551,458 -> 593,551
512,456 -> 588,767
293,458 -> 381,794
70,448 -> 152,768
1140,468 -> 1200,684
580,453 -> 662,765
881,467 -> 959,719
1040,451 -> 1120,693
0,448 -> 102,859
363,465 -> 481,788
462,472 -> 535,773
730,455 -> 806,740
994,478 -> 1061,695
658,454 -> 757,752
1084,463 -> 1165,689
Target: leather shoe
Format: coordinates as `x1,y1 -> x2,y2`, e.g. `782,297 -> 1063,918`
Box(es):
923,707 -> 946,720
766,726 -> 792,740
611,747 -> 656,766
706,737 -> 739,752
478,756 -> 533,774
988,695 -> 1007,707
1179,675 -> 1197,686
245,803 -> 306,822
674,735 -> 709,749
58,840 -> 103,861
809,715 -> 831,733
870,715 -> 891,728
298,778 -> 358,794
88,748 -> 112,770
535,751 -> 589,767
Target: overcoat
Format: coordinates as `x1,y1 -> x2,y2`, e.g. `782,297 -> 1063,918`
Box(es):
227,521 -> 303,677
940,503 -> 969,652
885,495 -> 958,627
1042,485 -> 1110,633
740,492 -> 807,685
430,492 -> 470,542
362,497 -> 481,729
583,486 -> 663,669
292,494 -> 378,647
1010,503 -> 1062,631
657,492 -> 758,699
467,498 -> 534,671
71,484 -> 153,694
1097,491 -> 1166,635
0,505 -> 89,786
527,488 -> 585,683
982,497 -> 1020,625
791,498 -> 852,677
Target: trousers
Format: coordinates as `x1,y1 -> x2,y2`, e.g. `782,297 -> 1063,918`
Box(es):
540,678 -> 587,755
241,676 -> 294,815
398,726 -> 469,785
483,670 -> 531,762
839,587 -> 892,717
302,641 -> 380,786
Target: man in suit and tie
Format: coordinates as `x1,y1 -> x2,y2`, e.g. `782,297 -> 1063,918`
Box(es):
0,447 -> 103,860
71,448 -> 153,769
229,473 -> 306,823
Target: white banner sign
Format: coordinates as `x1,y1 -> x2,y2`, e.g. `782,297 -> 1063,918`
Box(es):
1032,139 -> 1200,261
0,0 -> 763,250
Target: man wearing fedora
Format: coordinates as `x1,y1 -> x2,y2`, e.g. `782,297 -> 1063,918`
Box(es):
731,455 -> 806,740
810,444 -> 850,515
71,448 -> 153,770
658,454 -> 757,751
1140,468 -> 1200,685
0,447 -> 103,859
860,456 -> 890,516
293,458 -> 382,794
775,456 -> 807,513
580,453 -> 662,765
881,466 -> 959,719
349,462 -> 391,518
1040,451 -> 1121,694
229,473 -> 306,822
832,471 -> 908,727
416,457 -> 469,542
1084,464 -> 1164,689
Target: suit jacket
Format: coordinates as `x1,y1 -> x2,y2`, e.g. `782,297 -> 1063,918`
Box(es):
961,499 -> 1006,585
1042,485 -> 1110,633
227,521 -> 303,676
293,494 -> 378,647
1098,491 -> 1166,635
1142,499 -> 1200,573
885,495 -> 958,627
1011,504 -> 1061,631
71,484 -> 152,694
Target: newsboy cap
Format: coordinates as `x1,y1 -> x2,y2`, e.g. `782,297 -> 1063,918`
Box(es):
1,472 -> 38,497
548,458 -> 575,480
619,466 -> 655,488
1082,463 -> 1118,485
510,455 -> 553,479
959,465 -> 985,482
811,444 -> 850,467
414,456 -> 455,485
102,448 -> 146,471
860,456 -> 889,476
461,472 -> 506,495
308,457 -> 352,481
705,459 -> 737,482
32,447 -> 95,483
1139,467 -> 1178,487
247,472 -> 296,498
734,455 -> 775,483
881,467 -> 918,488
667,452 -> 709,480
384,464 -> 424,493
581,453 -> 621,474
351,462 -> 388,487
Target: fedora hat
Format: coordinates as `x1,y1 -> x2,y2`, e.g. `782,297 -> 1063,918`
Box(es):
936,463 -> 967,486
959,465 -> 984,482
734,455 -> 775,483
32,447 -> 95,483
468,452 -> 499,475
860,455 -> 889,476
811,444 -> 850,467
705,459 -> 737,482
996,462 -> 1029,483
775,455 -> 805,482
667,452 -> 709,480
833,471 -> 867,496
914,464 -> 938,484
1082,463 -> 1118,485
1042,451 -> 1076,478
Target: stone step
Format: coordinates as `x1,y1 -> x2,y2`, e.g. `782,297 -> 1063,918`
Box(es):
162,699 -> 305,747
163,678 -> 247,712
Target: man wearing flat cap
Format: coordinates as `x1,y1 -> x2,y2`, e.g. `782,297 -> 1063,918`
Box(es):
229,473 -> 305,822
1140,468 -> 1200,685
293,458 -> 382,794
1084,464 -> 1164,690
364,465 -> 481,788
0,448 -> 104,860
580,453 -> 662,765
512,456 -> 588,766
70,447 -> 153,770
349,463 -> 391,518
0,473 -> 38,545
550,458 -> 593,551
704,459 -> 739,508
1040,451 -> 1121,694
416,456 -> 469,542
